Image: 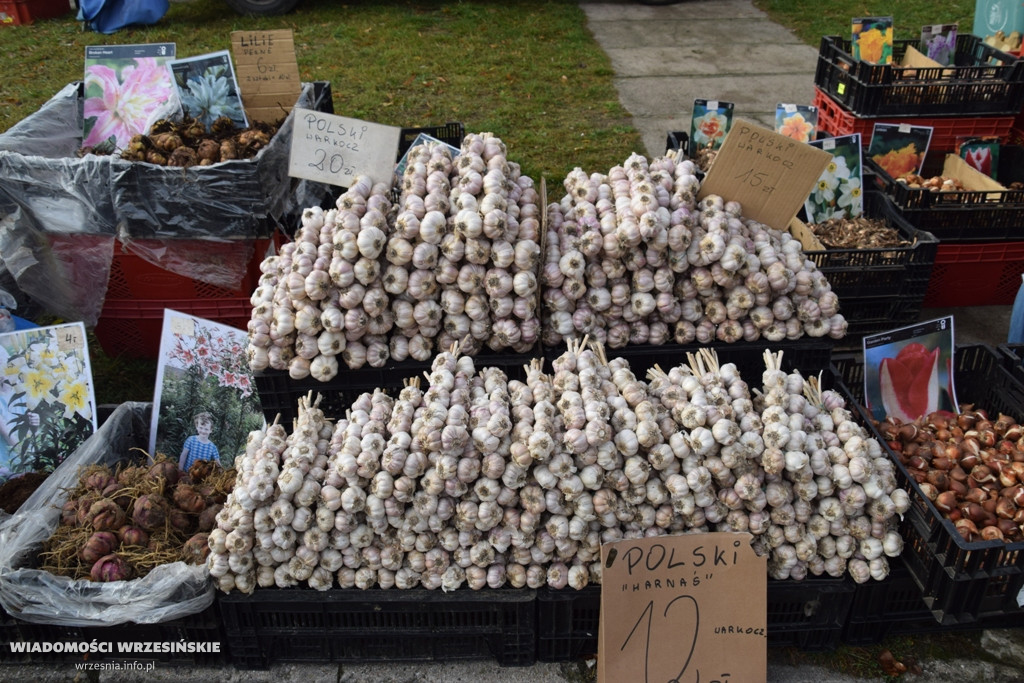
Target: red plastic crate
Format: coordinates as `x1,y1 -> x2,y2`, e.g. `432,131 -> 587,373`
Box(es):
923,241 -> 1024,307
814,87 -> 1016,152
45,234 -> 273,301
94,298 -> 251,358
106,239 -> 270,300
0,0 -> 70,25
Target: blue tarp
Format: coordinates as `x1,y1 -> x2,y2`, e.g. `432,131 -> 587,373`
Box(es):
77,0 -> 169,34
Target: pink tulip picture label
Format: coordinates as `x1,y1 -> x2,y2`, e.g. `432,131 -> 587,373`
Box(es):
863,317 -> 957,423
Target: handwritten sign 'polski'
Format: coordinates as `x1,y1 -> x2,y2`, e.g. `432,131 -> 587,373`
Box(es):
288,109 -> 402,188
598,532 -> 766,683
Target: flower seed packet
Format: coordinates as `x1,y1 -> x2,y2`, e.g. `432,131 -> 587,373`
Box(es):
0,322 -> 96,483
150,310 -> 264,471
920,23 -> 957,66
868,122 -> 933,179
83,43 -> 178,152
168,50 -> 248,130
852,16 -> 894,65
775,103 -> 818,143
690,99 -> 734,154
804,134 -> 863,223
862,316 -> 956,423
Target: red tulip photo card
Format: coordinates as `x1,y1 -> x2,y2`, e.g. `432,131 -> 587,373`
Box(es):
862,316 -> 957,423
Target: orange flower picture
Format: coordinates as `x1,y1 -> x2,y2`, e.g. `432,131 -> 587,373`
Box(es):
691,99 -> 735,151
867,123 -> 933,179
872,143 -> 924,179
852,17 -> 894,65
775,105 -> 817,143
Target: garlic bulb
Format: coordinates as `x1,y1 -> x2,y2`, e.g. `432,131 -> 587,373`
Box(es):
247,134 -> 541,377
542,153 -> 846,349
216,340 -> 903,592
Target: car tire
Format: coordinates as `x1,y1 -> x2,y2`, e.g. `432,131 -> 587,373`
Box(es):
223,0 -> 300,16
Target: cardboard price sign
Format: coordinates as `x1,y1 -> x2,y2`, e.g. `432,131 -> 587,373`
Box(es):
698,119 -> 831,231
231,29 -> 301,124
598,532 -> 766,683
288,109 -> 402,188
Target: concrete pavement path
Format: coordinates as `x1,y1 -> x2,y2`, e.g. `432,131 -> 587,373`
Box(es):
581,0 -> 819,158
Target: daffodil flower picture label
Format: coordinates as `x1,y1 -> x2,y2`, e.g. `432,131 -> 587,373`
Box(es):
868,123 -> 933,180
691,99 -> 734,153
775,104 -> 818,144
805,134 -> 864,223
852,16 -> 894,65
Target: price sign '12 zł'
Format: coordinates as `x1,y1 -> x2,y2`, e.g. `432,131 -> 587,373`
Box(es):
598,532 -> 766,683
288,109 -> 402,189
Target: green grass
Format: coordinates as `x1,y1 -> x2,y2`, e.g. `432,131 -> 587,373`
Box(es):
751,0 -> 976,47
0,0 -> 641,183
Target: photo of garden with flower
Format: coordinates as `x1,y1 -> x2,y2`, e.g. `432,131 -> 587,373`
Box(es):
0,323 -> 96,483
805,134 -> 864,223
150,312 -> 263,469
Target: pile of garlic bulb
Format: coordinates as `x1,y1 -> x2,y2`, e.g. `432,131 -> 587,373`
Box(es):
209,340 -> 908,593
542,152 -> 848,348
246,132 -> 541,379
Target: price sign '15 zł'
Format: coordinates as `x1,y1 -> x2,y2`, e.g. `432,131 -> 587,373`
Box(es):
598,532 -> 766,683
288,109 -> 402,189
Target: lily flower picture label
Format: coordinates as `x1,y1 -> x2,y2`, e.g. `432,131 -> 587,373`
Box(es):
879,343 -> 940,423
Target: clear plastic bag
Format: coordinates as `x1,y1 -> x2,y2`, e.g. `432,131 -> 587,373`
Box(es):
0,82 -> 334,326
0,403 -> 214,627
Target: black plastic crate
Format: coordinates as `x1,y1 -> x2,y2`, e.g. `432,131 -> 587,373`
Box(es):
254,349 -> 537,424
765,577 -> 855,651
397,122 -> 466,157
842,558 -> 1024,644
218,587 -> 536,670
796,191 -> 938,300
814,34 -> 1024,118
833,296 -> 930,351
998,343 -> 1024,386
544,339 -> 834,387
840,557 -> 931,645
535,586 -> 600,663
665,130 -> 691,158
0,602 -> 226,666
866,149 -> 1024,243
841,345 -> 1024,624
535,577 -> 855,661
